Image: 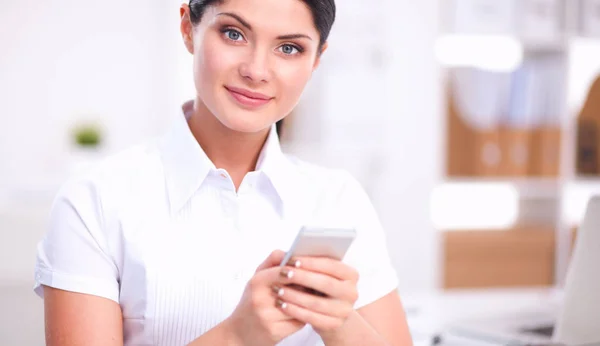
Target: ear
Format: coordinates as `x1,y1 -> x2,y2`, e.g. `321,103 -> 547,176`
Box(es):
180,4 -> 194,54
312,42 -> 328,71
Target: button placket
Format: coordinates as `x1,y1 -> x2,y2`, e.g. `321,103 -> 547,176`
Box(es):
239,173 -> 258,195
218,188 -> 240,235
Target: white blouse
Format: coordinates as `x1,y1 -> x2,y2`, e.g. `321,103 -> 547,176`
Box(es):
34,102 -> 399,346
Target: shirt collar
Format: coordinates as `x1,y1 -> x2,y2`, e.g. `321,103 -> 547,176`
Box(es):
160,103 -> 299,214
160,102 -> 215,213
255,123 -> 299,208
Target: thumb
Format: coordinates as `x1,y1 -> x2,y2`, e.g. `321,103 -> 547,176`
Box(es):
255,250 -> 286,272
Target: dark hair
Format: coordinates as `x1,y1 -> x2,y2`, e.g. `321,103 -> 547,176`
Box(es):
188,0 -> 336,50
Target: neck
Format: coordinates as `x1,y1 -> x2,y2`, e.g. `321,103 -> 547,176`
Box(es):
186,99 -> 270,189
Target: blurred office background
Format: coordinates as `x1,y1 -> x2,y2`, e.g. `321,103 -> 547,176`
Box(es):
2,0 -> 600,345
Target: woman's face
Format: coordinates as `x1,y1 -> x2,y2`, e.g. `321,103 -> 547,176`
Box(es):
180,0 -> 324,134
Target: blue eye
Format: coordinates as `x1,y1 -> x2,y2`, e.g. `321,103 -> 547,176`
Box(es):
224,29 -> 244,41
280,44 -> 300,55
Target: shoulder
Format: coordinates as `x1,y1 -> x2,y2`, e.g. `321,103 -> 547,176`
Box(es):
285,154 -> 361,195
283,154 -> 372,223
55,138 -> 164,213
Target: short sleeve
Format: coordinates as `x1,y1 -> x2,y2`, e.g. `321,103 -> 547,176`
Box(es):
340,174 -> 399,309
33,178 -> 120,303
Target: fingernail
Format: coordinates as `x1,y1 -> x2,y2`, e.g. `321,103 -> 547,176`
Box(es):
276,299 -> 288,309
280,268 -> 294,279
288,259 -> 301,268
272,285 -> 285,297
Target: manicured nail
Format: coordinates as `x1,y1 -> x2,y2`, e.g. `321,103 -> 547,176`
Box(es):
272,285 -> 285,297
276,299 -> 288,309
280,268 -> 294,279
288,259 -> 301,268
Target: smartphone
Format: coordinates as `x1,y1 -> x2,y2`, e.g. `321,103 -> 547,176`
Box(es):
280,227 -> 357,267
279,227 -> 357,296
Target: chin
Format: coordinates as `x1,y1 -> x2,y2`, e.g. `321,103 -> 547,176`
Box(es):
217,109 -> 275,134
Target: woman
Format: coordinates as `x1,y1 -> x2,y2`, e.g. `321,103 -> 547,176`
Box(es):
34,0 -> 412,345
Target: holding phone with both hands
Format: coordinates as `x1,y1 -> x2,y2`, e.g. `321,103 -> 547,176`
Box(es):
280,227 -> 357,296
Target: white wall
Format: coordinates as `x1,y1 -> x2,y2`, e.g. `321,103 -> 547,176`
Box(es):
0,0 -> 173,283
0,0 -> 172,199
380,0 -> 443,294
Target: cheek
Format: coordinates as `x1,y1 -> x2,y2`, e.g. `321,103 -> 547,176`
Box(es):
277,63 -> 313,102
194,41 -> 238,90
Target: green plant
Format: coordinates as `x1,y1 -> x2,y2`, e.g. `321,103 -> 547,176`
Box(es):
73,124 -> 102,148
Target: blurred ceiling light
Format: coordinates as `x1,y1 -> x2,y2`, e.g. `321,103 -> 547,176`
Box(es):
434,34 -> 524,72
431,182 -> 519,230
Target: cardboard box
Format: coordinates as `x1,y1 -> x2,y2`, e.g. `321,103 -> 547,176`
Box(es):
501,129 -> 532,176
576,118 -> 599,175
531,126 -> 562,177
447,86 -> 560,178
576,75 -> 600,176
446,86 -> 477,176
473,131 -> 503,176
446,70 -> 565,178
443,228 -> 556,289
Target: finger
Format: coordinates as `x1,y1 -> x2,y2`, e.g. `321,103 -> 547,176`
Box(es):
274,316 -> 306,331
284,256 -> 358,282
276,300 -> 343,332
256,250 -> 286,272
285,284 -> 328,297
250,280 -> 299,323
265,298 -> 298,322
277,267 -> 355,301
271,283 -> 325,299
274,284 -> 349,318
272,299 -> 308,328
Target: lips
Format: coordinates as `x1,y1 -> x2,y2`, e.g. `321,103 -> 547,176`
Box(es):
225,86 -> 273,108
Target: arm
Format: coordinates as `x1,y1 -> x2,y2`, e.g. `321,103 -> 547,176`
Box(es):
309,173 -> 412,345
186,319 -> 242,346
38,178 -> 125,346
44,287 -> 123,346
44,286 -> 241,346
44,251 -> 303,346
321,291 -> 413,346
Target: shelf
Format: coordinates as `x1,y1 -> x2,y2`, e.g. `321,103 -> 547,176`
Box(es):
435,178 -> 600,228
432,181 -> 519,230
437,0 -> 600,289
441,178 -> 561,199
572,176 -> 600,183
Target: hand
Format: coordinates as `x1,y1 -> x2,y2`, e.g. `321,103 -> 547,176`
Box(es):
274,256 -> 360,340
226,250 -> 306,346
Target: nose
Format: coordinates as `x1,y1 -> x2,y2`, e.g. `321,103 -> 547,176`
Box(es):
239,48 -> 272,83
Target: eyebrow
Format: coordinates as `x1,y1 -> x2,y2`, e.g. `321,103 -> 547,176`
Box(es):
277,34 -> 313,41
216,12 -> 313,41
217,12 -> 252,31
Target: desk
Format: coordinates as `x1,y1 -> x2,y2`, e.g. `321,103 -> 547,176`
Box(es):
402,288 -> 563,346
